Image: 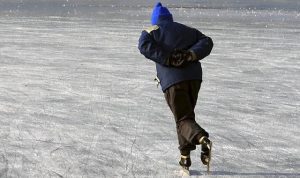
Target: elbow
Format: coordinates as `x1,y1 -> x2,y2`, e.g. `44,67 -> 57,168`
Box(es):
138,39 -> 146,54
138,43 -> 143,54
205,37 -> 213,56
195,37 -> 214,60
138,43 -> 148,56
207,37 -> 214,50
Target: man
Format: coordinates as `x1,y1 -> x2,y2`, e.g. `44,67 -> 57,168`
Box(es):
138,2 -> 214,173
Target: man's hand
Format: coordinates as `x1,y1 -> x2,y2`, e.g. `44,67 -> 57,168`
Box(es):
165,49 -> 197,67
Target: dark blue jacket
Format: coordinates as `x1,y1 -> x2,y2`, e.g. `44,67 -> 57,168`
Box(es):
138,17 -> 213,92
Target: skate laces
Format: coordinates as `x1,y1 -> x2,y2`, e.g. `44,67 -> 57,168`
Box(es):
199,136 -> 211,150
180,155 -> 191,167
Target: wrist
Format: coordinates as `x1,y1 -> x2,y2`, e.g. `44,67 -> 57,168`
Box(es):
189,50 -> 197,61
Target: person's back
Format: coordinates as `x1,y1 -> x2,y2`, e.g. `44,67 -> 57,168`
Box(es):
138,3 -> 213,91
153,22 -> 200,51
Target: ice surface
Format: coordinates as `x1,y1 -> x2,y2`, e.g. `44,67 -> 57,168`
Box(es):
0,2 -> 299,178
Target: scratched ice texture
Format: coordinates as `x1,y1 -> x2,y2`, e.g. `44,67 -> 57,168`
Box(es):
0,0 -> 299,177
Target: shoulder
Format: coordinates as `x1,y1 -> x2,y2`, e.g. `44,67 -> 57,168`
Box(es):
174,22 -> 197,30
144,25 -> 160,34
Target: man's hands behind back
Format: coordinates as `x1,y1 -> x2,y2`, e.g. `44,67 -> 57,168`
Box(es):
166,49 -> 197,67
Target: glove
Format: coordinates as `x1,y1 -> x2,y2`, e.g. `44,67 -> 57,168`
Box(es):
165,49 -> 197,67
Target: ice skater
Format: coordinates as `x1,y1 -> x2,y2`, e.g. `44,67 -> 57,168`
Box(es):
138,2 -> 214,174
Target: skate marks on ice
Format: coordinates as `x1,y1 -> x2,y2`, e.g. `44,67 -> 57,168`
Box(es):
208,171 -> 300,177
1,2 -> 300,178
174,169 -> 300,177
174,169 -> 201,177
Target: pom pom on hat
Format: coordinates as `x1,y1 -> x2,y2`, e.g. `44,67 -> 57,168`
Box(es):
151,2 -> 173,25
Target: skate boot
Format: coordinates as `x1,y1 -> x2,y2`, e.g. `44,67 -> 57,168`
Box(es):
179,155 -> 191,175
199,136 -> 212,174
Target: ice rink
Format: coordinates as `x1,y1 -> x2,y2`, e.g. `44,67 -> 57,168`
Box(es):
0,0 -> 299,177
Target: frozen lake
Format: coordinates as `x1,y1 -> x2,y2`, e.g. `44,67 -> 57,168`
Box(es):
0,2 -> 300,177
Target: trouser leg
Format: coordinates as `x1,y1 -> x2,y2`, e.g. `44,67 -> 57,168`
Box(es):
164,80 -> 209,155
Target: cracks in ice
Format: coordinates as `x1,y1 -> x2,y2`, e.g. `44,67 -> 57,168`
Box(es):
49,170 -> 64,178
125,138 -> 137,175
0,154 -> 9,178
50,146 -> 62,155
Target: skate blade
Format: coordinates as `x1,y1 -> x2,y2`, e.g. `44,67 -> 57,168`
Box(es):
207,141 -> 213,175
181,167 -> 190,176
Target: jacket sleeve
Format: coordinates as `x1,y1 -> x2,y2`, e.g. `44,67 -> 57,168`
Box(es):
138,30 -> 170,65
189,30 -> 214,60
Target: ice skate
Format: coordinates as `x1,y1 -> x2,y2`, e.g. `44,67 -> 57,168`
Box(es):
179,155 -> 191,176
199,136 -> 212,174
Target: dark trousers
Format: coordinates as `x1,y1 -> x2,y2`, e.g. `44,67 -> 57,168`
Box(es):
164,80 -> 208,156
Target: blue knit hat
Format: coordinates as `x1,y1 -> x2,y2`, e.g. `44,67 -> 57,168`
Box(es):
151,2 -> 173,25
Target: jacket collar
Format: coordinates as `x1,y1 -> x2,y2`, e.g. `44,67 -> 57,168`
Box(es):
156,15 -> 174,25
